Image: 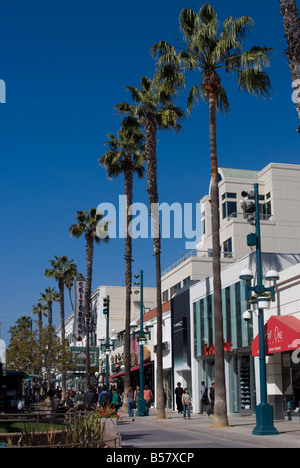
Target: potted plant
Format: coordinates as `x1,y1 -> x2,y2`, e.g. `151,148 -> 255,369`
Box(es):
257,293 -> 271,309
137,333 -> 147,345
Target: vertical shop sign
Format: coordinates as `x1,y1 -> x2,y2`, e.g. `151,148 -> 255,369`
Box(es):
73,279 -> 86,342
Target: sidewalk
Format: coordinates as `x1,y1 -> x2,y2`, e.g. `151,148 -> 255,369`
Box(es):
119,408 -> 300,448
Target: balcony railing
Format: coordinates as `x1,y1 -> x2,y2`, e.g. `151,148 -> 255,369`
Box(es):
162,249 -> 234,277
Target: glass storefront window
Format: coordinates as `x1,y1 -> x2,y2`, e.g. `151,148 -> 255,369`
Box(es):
193,281 -> 252,357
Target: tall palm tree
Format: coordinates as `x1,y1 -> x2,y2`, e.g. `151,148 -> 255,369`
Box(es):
45,255 -> 78,398
99,117 -> 145,410
69,208 -> 109,389
116,77 -> 184,419
32,302 -> 48,342
279,0 -> 300,133
40,287 -> 60,330
152,2 -> 273,427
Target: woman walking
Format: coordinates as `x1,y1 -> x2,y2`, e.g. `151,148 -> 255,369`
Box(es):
182,388 -> 192,420
127,386 -> 135,421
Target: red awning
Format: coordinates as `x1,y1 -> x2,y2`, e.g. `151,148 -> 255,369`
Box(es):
109,361 -> 152,382
252,315 -> 300,357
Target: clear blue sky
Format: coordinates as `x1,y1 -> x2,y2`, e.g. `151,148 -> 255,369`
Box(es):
1,0 -> 299,344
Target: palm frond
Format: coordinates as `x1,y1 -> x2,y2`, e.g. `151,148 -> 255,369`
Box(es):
238,69 -> 273,98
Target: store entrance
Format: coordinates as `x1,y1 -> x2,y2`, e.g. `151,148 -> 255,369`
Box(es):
283,352 -> 300,411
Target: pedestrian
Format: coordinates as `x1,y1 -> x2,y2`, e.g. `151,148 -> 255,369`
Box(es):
134,386 -> 140,408
98,385 -> 111,409
83,385 -> 97,410
127,386 -> 135,420
52,393 -> 61,413
207,382 -> 215,418
175,382 -> 183,414
182,388 -> 192,420
200,381 -> 208,414
111,389 -> 121,413
144,385 -> 153,413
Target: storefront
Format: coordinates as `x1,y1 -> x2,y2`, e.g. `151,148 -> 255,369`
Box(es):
191,279 -> 256,415
252,315 -> 300,419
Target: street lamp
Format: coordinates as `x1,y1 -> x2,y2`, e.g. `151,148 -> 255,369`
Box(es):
239,183 -> 278,436
130,270 -> 153,416
98,296 -> 116,388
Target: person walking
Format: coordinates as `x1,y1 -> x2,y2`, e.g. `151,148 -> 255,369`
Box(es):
134,386 -> 140,408
182,388 -> 192,420
111,389 -> 121,413
83,385 -> 97,410
175,382 -> 183,414
200,381 -> 208,414
144,385 -> 153,413
127,386 -> 135,420
98,385 -> 111,408
207,382 -> 215,418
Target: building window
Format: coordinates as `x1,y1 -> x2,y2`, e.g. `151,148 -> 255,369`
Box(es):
183,276 -> 191,286
162,290 -> 169,303
170,282 -> 181,297
222,201 -> 237,219
222,192 -> 237,200
223,238 -> 233,258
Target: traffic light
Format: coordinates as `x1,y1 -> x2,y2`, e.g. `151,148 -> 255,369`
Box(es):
240,190 -> 256,224
103,296 -> 110,315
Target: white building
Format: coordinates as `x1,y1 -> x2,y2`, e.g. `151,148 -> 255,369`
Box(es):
190,252 -> 300,418
162,163 -> 300,303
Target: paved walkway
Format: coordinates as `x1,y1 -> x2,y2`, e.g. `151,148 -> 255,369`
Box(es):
118,409 -> 300,448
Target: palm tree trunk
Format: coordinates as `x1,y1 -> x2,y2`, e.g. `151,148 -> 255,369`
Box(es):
48,301 -> 53,329
280,0 -> 300,132
85,233 -> 94,390
59,277 -> 67,400
123,161 -> 133,414
145,114 -> 165,419
208,87 -> 228,428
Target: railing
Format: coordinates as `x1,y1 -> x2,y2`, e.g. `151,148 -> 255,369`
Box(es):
226,212 -> 273,222
0,411 -> 121,448
162,249 -> 234,277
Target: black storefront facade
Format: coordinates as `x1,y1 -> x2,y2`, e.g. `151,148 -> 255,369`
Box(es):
171,284 -> 197,408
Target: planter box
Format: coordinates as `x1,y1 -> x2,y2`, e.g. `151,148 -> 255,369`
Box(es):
257,297 -> 271,309
100,418 -> 118,441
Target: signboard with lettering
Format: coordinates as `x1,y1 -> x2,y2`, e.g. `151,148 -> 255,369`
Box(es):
73,279 -> 86,342
252,315 -> 300,356
70,347 -> 99,370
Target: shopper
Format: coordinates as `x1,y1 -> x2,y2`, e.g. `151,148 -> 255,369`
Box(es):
127,386 -> 135,420
182,388 -> 192,420
144,385 -> 154,412
83,385 -> 97,410
98,385 -> 111,408
207,382 -> 215,418
200,381 -> 208,414
175,382 -> 183,414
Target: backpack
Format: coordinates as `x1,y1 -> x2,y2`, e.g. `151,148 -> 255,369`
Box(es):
100,392 -> 110,406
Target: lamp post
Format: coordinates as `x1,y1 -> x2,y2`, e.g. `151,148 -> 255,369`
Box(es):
99,295 -> 116,388
240,183 -> 278,436
131,270 -> 152,416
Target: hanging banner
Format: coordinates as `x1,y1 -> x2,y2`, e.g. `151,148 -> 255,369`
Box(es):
73,279 -> 86,342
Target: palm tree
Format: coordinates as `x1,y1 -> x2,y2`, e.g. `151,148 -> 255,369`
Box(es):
45,255 -> 78,398
152,2 -> 273,427
279,0 -> 300,133
40,287 -> 60,330
32,302 -> 48,342
99,117 -> 145,410
116,77 -> 184,419
69,208 -> 109,389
